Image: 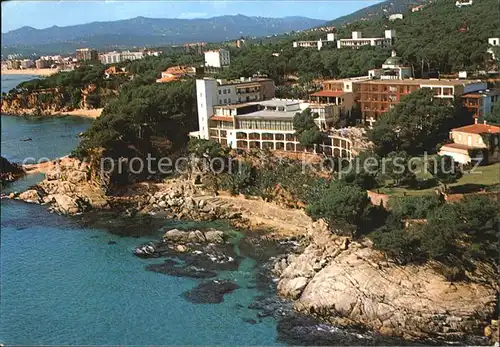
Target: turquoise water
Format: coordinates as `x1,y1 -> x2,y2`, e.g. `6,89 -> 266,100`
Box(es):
1,75 -> 281,345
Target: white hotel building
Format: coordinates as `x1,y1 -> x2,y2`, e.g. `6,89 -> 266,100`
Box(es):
192,78 -> 353,158
204,49 -> 231,68
337,30 -> 396,49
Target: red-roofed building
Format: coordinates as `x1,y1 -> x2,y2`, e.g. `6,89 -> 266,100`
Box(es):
156,65 -> 197,83
439,120 -> 500,164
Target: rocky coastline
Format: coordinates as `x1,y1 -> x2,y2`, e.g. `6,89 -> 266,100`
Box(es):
10,157 -> 499,344
0,156 -> 25,183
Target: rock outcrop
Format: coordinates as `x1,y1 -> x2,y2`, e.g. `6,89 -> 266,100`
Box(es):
137,180 -> 242,222
0,156 -> 25,183
15,157 -> 109,214
276,220 -> 498,340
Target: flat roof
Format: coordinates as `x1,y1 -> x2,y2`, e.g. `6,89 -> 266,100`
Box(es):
322,76 -> 371,83
248,99 -> 300,108
359,78 -> 484,86
214,103 -> 253,109
339,37 -> 389,41
213,77 -> 273,86
235,82 -> 261,88
235,109 -> 297,121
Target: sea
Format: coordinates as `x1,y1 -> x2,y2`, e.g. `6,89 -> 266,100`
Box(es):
0,74 -> 282,345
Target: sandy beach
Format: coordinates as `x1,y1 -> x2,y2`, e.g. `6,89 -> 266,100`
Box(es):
2,107 -> 103,119
1,68 -> 59,76
60,108 -> 103,119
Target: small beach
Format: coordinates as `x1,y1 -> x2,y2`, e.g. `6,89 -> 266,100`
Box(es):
1,68 -> 58,76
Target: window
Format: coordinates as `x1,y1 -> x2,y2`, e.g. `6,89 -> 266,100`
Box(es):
228,98 -> 231,103
200,92 -> 203,97
200,103 -> 203,108
223,89 -> 227,94
224,99 -> 227,103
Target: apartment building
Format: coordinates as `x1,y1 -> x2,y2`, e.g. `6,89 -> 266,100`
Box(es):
359,79 -> 486,126
121,50 -> 144,61
20,59 -> 35,69
99,50 -> 147,65
293,33 -> 337,51
100,51 -> 122,65
439,120 -> 500,164
336,30 -> 396,49
75,48 -> 98,62
204,49 -> 230,68
310,51 -> 488,126
461,89 -> 500,119
35,59 -> 53,69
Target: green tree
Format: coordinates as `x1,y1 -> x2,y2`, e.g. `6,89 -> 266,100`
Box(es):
483,99 -> 500,125
383,151 -> 416,187
368,89 -> 470,156
305,180 -> 371,236
427,155 -> 462,191
293,108 -> 322,146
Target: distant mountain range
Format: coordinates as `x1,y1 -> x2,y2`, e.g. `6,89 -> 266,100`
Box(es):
326,0 -> 428,27
1,15 -> 325,55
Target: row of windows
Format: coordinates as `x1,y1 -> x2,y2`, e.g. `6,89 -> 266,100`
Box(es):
218,88 -> 232,95
237,119 -> 294,131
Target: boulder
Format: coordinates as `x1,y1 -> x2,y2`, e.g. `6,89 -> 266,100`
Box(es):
51,194 -> 81,214
18,189 -> 42,204
204,230 -> 224,244
163,228 -> 187,242
278,276 -> 308,300
176,244 -> 188,253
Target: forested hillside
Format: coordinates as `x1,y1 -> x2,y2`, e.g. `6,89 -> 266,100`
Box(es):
326,0 -> 427,27
220,0 -> 499,81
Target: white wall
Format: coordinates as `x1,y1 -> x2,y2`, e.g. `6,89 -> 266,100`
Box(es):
196,79 -> 217,139
488,38 -> 500,46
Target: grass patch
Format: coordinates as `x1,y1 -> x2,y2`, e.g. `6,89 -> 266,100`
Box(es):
380,163 -> 500,197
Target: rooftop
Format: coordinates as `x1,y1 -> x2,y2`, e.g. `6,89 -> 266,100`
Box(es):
452,123 -> 500,134
235,109 -> 297,121
359,78 -> 484,86
462,89 -> 500,98
311,90 -> 346,97
214,77 -> 273,86
248,99 -> 300,108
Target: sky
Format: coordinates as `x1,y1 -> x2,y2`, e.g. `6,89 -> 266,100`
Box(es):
1,0 -> 383,33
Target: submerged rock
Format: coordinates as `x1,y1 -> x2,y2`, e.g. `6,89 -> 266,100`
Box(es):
182,280 -> 240,304
147,259 -> 217,278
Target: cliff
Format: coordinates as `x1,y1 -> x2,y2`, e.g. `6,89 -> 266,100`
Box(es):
276,220 -> 498,341
1,84 -> 114,116
0,156 -> 25,183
